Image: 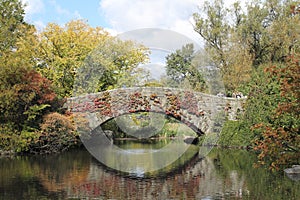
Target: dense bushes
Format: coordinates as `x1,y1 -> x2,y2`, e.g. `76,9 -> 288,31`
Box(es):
0,112 -> 80,154
29,113 -> 80,154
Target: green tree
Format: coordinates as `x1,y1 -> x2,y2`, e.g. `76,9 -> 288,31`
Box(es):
165,43 -> 207,92
75,37 -> 149,94
193,0 -> 300,93
193,0 -> 229,71
0,0 -> 27,53
193,0 -> 253,93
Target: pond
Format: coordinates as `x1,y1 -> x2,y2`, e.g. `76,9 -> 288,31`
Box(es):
0,140 -> 299,200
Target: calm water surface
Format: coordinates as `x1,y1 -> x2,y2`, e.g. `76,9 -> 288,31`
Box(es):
0,140 -> 299,200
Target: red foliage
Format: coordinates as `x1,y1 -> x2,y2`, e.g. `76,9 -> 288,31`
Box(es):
19,70 -> 56,104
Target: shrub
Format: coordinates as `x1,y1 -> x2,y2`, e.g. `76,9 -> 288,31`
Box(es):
30,112 -> 79,154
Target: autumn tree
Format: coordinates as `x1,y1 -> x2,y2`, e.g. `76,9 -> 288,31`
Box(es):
0,16 -> 148,152
0,0 -> 51,130
242,1 -> 300,169
30,20 -> 149,98
30,20 -> 108,97
204,0 -> 300,168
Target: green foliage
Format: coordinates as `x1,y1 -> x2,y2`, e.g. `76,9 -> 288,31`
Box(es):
23,104 -> 50,128
75,37 -> 149,94
220,64 -> 282,146
193,0 -> 229,70
219,120 -> 253,147
165,43 -> 207,92
0,0 -> 26,53
15,130 -> 38,152
244,65 -> 281,130
0,123 -> 18,151
193,0 -> 300,93
0,123 -> 38,153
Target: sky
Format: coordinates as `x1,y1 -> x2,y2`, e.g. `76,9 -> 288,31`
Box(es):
21,0 -> 247,79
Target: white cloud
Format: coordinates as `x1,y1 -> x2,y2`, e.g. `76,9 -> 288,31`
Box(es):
21,0 -> 44,19
99,0 -> 249,44
99,0 -> 203,44
103,28 -> 119,36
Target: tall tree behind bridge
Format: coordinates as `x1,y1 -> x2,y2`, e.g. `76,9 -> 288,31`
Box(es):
193,0 -> 299,93
165,43 -> 207,92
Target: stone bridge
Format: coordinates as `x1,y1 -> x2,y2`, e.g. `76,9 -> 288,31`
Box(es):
66,87 -> 245,136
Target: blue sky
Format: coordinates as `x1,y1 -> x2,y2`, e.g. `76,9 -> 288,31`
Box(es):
22,0 -> 109,30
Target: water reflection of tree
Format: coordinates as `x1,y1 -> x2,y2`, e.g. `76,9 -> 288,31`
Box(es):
208,149 -> 300,199
0,148 -> 91,198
